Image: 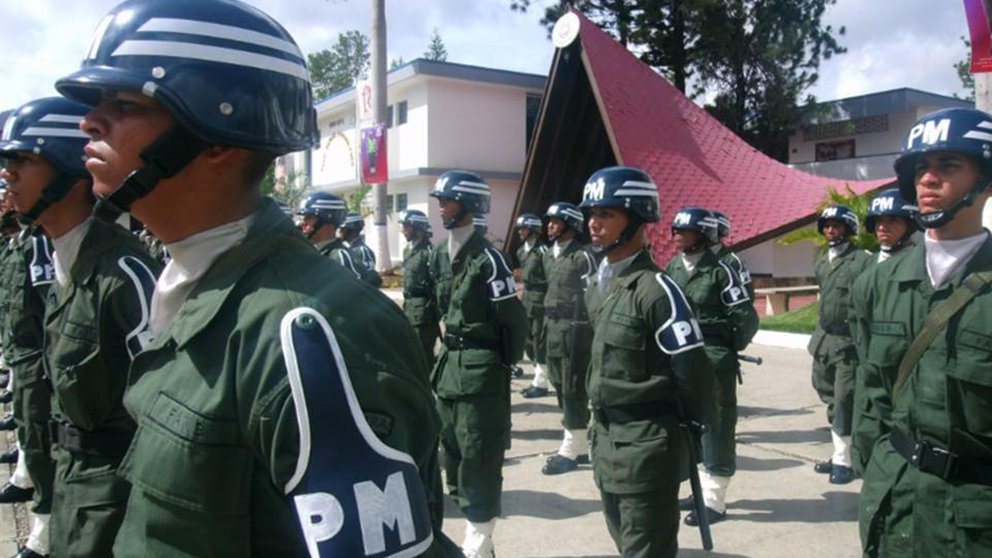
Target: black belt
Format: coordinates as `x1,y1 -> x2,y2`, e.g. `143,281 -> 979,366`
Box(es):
443,333 -> 499,352
889,428 -> 992,486
50,421 -> 133,458
544,307 -> 587,321
821,322 -> 850,336
593,402 -> 674,426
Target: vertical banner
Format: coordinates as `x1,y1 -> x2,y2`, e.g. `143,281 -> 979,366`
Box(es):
361,123 -> 388,184
965,0 -> 992,72
357,79 -> 375,123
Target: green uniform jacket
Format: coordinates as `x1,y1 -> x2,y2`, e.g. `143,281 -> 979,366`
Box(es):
349,236 -> 383,287
664,250 -> 758,352
429,230 -> 527,398
0,237 -> 16,352
2,231 -> 54,369
808,243 -> 873,356
585,250 -> 717,493
716,245 -> 755,300
542,241 -> 596,357
854,238 -> 992,557
517,240 -> 548,318
402,237 -> 438,326
113,200 -> 446,557
45,220 -> 161,556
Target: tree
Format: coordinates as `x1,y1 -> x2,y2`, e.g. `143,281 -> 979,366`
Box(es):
261,163 -> 309,212
390,56 -> 406,70
510,0 -> 844,162
955,35 -> 976,102
424,28 -> 448,62
307,30 -> 371,99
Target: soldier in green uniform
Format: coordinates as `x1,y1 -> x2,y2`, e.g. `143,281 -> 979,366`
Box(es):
3,96 -> 161,558
712,211 -> 755,300
428,170 -> 527,558
808,204 -> 873,484
0,118 -> 60,558
516,213 -> 552,398
666,206 -> 758,525
400,209 -> 440,369
850,188 -> 918,473
853,107 -> 992,557
297,192 -> 368,280
341,212 -> 383,287
59,0 -> 454,555
579,166 -> 717,558
541,202 -> 596,475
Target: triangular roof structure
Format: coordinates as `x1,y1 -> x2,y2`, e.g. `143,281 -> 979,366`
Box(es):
510,10 -> 893,265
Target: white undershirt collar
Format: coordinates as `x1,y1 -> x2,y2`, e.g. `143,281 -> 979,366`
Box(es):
52,218 -> 93,287
924,231 -> 989,289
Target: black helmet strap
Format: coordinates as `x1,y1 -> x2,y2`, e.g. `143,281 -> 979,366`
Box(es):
916,178 -> 992,230
19,172 -> 79,225
592,218 -> 643,255
93,125 -> 209,222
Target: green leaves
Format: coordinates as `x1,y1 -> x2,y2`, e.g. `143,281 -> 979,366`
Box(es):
777,184 -> 879,255
308,30 -> 371,100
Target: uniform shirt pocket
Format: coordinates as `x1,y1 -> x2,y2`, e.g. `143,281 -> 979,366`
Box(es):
947,329 -> 992,439
602,313 -> 647,382
118,392 -> 250,516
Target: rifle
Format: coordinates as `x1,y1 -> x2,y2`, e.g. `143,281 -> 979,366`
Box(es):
676,397 -> 713,551
733,353 -> 763,385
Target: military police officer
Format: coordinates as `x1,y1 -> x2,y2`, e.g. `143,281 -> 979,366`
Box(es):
400,209 -> 440,369
516,213 -> 552,398
864,188 -> 920,264
712,211 -> 755,300
428,170 -> 527,558
853,107 -> 992,557
809,204 -> 872,484
580,166 -> 717,558
297,192 -> 367,280
541,202 -> 596,475
59,0 -> 452,555
340,211 -> 383,287
3,96 -> 161,557
666,206 -> 758,525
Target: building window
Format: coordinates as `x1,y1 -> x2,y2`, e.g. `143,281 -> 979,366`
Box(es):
815,139 -> 856,162
802,115 -> 888,142
526,94 -> 542,150
397,101 -> 408,126
396,193 -> 408,212
386,194 -> 394,213
386,105 -> 394,128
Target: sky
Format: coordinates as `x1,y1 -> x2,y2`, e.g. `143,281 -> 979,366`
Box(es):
0,0 -> 973,111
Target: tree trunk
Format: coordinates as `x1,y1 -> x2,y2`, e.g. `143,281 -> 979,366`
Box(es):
371,0 -> 390,271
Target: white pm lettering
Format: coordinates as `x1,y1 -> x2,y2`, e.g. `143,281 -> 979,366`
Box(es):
583,178 -> 605,201
490,277 -> 516,299
907,119 -> 950,148
673,212 -> 692,226
30,264 -> 53,283
671,319 -> 702,347
871,197 -> 894,212
294,472 -> 418,558
728,286 -> 744,302
822,207 -> 838,218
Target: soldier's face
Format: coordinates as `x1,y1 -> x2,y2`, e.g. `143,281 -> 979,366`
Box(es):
437,197 -> 467,225
821,220 -> 846,243
516,228 -> 532,242
672,229 -> 703,251
874,215 -> 909,248
80,90 -> 175,201
914,152 -> 984,216
547,217 -> 566,239
0,151 -> 57,217
402,224 -> 416,241
587,207 -> 628,247
300,215 -> 320,237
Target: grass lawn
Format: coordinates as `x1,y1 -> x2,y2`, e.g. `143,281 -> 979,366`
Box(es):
760,301 -> 818,334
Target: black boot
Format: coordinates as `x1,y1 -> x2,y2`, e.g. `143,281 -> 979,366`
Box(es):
0,446 -> 17,465
0,482 -> 34,504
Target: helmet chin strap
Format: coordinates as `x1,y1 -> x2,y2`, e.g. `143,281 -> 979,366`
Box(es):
916,180 -> 990,230
592,220 -> 641,255
18,172 -> 78,225
93,126 -> 208,223
442,206 -> 469,230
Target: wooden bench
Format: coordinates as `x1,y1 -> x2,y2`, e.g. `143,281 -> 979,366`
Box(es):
754,285 -> 819,316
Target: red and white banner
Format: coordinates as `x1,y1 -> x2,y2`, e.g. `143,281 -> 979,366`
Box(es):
965,0 -> 992,73
360,123 -> 387,184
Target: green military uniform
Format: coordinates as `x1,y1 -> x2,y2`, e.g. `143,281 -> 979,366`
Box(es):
543,240 -> 596,430
349,235 -> 383,287
318,237 -> 380,287
2,231 -> 56,519
516,238 -> 548,367
853,239 -> 992,557
429,229 -> 527,521
665,249 -> 758,480
586,250 -> 717,558
809,243 -> 873,437
45,219 -> 161,557
716,244 -> 755,300
402,236 -> 440,368
112,201 -> 450,556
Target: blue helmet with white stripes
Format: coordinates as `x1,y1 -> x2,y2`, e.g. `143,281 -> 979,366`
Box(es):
578,166 -> 660,224
399,209 -> 430,232
298,192 -> 347,227
671,206 -> 720,244
0,97 -> 92,223
865,188 -> 918,233
545,202 -> 585,233
515,212 -> 542,232
712,210 -> 731,239
817,204 -> 859,236
429,170 -> 490,228
55,0 -> 317,154
341,212 -> 364,234
0,97 -> 89,178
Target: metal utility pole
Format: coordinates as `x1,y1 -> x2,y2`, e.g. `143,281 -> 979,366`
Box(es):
371,0 -> 390,270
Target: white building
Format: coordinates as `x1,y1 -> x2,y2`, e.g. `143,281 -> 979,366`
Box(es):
280,59 -> 546,266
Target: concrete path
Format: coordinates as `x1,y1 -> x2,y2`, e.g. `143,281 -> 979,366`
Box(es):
441,342 -> 864,558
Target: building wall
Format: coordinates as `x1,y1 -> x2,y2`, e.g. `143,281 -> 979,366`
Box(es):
788,110 -> 919,167
739,233 -> 818,279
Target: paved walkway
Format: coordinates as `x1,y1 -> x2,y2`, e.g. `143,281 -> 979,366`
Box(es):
0,339 -> 862,558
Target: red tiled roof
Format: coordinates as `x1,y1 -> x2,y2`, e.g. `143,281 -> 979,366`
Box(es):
573,12 -> 893,265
